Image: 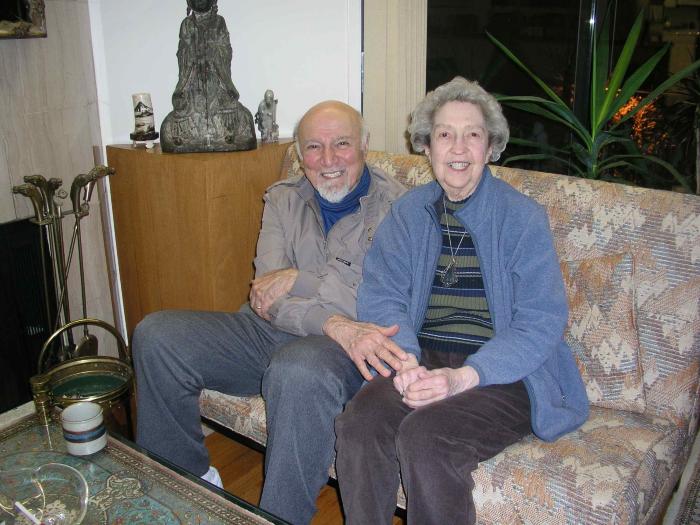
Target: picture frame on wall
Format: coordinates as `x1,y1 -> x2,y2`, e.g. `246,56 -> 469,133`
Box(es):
0,0 -> 46,39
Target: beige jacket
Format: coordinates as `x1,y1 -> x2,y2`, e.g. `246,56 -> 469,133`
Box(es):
254,165 -> 406,336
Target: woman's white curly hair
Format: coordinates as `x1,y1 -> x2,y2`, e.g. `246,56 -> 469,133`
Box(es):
408,76 -> 509,162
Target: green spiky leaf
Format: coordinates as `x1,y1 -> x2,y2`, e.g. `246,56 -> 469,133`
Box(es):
486,32 -> 567,106
595,11 -> 644,130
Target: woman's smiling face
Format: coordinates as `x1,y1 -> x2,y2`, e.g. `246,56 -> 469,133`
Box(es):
425,101 -> 493,202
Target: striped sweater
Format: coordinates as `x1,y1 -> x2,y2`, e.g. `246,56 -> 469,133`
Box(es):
417,196 -> 493,355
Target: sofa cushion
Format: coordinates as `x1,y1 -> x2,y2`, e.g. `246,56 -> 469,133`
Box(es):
471,407 -> 682,524
491,164 -> 700,428
560,252 -> 645,413
200,390 -> 268,447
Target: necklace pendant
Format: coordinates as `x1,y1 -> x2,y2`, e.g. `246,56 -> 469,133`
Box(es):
441,259 -> 459,287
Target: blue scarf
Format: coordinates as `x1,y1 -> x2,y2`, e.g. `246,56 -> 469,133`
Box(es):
315,166 -> 371,234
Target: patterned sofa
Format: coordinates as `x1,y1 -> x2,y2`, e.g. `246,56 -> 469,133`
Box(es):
200,145 -> 700,524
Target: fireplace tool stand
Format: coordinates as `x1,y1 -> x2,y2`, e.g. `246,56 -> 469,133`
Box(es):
13,166 -> 134,438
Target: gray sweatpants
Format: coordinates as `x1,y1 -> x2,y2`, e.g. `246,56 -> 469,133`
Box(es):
133,304 -> 365,525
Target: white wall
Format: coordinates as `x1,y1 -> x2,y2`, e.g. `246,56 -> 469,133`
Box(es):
90,0 -> 362,145
86,0 -> 361,337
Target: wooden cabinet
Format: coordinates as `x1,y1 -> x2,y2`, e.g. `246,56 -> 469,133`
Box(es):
106,143 -> 290,336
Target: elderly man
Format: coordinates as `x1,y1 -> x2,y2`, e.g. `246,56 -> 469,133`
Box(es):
133,100 -> 407,524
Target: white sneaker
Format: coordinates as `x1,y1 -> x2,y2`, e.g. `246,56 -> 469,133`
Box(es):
201,465 -> 223,488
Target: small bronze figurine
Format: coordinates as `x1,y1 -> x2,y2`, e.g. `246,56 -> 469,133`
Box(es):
160,0 -> 256,153
255,89 -> 279,144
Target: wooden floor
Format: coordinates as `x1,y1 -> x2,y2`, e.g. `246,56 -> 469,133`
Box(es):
205,431 -> 404,524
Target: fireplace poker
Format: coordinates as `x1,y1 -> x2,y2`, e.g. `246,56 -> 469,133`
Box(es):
68,166 -> 114,356
22,174 -> 75,357
46,177 -> 73,332
12,183 -> 54,342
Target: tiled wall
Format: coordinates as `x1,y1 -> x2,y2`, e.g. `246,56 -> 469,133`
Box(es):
0,0 -> 116,355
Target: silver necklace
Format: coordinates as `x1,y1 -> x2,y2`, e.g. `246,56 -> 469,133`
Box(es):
441,196 -> 468,287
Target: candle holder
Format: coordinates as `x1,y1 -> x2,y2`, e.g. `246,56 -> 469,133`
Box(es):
130,92 -> 159,149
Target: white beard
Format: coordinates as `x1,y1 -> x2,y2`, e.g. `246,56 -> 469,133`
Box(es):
317,181 -> 351,203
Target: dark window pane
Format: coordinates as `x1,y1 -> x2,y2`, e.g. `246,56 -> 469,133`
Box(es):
427,0 -> 583,167
427,0 -> 700,190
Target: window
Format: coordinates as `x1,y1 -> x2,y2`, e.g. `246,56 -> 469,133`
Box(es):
427,0 -> 700,190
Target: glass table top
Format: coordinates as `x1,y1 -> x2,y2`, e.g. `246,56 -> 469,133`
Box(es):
0,413 -> 286,525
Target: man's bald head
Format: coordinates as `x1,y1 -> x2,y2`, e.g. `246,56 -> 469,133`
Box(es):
294,101 -> 369,159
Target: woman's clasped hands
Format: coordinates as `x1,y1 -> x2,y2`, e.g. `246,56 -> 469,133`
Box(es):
394,354 -> 480,408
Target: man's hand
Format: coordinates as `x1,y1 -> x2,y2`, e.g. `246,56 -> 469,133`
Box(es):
249,268 -> 299,320
401,365 -> 480,408
323,315 -> 408,381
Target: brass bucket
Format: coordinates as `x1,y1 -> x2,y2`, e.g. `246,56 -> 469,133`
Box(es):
31,318 -> 134,438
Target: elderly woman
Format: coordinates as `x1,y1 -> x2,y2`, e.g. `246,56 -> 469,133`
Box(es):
334,77 -> 589,524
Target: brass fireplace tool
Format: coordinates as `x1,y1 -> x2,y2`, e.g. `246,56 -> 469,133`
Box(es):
13,166 -> 134,436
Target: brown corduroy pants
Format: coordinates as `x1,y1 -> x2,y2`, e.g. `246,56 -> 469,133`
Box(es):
335,351 -> 531,525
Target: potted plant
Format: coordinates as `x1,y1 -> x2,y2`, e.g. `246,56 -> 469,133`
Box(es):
488,9 -> 700,192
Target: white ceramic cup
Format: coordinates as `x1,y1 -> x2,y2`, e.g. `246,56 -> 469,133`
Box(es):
60,401 -> 107,456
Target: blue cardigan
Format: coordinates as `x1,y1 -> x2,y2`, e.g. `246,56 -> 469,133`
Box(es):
357,167 -> 589,441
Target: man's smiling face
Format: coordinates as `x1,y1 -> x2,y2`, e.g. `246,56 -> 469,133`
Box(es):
297,102 -> 367,203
